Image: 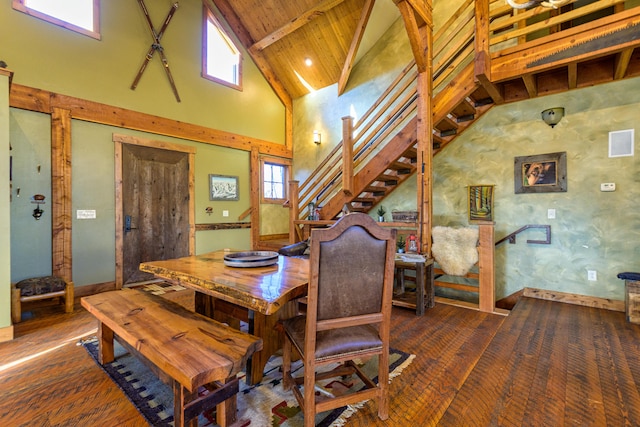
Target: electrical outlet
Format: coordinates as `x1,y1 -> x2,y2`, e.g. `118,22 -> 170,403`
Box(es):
587,270 -> 597,281
223,210 -> 229,217
600,183 -> 616,192
547,209 -> 556,219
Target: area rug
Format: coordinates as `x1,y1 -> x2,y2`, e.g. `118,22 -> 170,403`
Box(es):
81,337 -> 414,427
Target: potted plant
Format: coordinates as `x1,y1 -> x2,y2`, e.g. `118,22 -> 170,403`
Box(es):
397,235 -> 405,253
377,206 -> 386,222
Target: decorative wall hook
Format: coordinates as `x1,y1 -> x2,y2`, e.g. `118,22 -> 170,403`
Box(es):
32,194 -> 46,220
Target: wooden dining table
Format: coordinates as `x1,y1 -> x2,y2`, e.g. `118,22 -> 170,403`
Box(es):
139,249 -> 309,385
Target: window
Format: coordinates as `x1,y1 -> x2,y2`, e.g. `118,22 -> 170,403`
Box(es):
12,0 -> 101,40
261,158 -> 290,204
202,6 -> 242,90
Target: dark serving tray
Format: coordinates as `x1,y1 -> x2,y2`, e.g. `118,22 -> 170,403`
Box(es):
223,251 -> 279,268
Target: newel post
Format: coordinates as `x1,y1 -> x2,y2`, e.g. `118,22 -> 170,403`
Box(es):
342,116 -> 353,196
288,180 -> 299,243
477,221 -> 495,313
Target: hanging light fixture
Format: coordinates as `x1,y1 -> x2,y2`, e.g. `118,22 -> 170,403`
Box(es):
313,130 -> 321,145
541,107 -> 564,128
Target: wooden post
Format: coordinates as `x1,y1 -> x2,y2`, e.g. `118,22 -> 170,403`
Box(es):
250,147 -> 260,250
342,116 -> 353,196
477,222 -> 495,313
288,180 -> 299,243
416,3 -> 433,257
51,107 -> 72,283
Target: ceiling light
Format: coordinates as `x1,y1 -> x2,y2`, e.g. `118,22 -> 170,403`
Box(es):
304,57 -> 313,67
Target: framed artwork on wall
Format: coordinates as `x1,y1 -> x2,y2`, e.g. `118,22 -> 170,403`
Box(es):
209,174 -> 239,201
514,151 -> 567,194
468,185 -> 494,223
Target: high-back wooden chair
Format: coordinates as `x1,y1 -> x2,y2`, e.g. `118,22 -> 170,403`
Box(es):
281,213 -> 396,426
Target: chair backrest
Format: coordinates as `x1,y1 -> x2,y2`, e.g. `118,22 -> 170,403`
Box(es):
306,213 -> 397,334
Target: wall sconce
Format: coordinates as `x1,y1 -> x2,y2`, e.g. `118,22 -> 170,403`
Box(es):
541,107 -> 564,128
313,130 -> 321,145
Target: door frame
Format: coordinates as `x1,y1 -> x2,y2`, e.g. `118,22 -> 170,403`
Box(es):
113,133 -> 196,289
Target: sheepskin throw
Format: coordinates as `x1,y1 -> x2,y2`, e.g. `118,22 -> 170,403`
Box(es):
432,226 -> 479,276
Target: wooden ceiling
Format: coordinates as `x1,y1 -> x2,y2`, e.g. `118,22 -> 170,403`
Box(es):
210,0 -> 400,99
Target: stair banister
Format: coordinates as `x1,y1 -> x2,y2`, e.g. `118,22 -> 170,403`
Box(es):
342,116 -> 354,196
477,222 -> 496,313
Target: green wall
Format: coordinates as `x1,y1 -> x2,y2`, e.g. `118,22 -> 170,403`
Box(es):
2,0 -> 285,297
293,12 -> 640,302
1,73 -> 11,330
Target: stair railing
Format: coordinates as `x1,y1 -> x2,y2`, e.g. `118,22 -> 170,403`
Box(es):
293,0 -> 479,224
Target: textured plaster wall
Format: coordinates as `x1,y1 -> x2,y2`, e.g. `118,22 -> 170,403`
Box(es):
430,80 -> 640,301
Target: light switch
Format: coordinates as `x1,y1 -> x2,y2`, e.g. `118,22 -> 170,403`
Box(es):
223,210 -> 229,217
547,209 -> 556,219
77,209 -> 96,219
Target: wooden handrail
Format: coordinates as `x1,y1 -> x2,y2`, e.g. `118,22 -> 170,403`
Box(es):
495,224 -> 551,246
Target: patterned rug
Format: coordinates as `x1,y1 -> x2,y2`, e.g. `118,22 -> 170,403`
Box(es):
81,337 -> 414,427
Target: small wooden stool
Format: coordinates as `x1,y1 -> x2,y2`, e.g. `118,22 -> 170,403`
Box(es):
11,276 -> 74,323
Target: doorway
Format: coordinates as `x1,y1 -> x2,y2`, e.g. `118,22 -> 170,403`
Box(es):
114,134 -> 195,288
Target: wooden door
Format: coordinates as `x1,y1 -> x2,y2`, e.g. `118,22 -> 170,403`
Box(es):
114,134 -> 195,287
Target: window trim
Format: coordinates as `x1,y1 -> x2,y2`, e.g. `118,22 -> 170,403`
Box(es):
12,0 -> 101,40
202,5 -> 243,91
260,157 -> 291,205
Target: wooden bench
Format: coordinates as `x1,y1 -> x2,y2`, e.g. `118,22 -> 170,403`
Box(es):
11,276 -> 74,323
81,288 -> 262,427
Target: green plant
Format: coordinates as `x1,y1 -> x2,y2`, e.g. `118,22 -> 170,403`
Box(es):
377,206 -> 386,217
397,235 -> 405,251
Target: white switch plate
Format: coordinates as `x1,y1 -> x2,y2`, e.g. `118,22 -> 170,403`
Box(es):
77,209 -> 96,219
222,210 -> 229,217
587,270 -> 597,281
600,183 -> 616,192
547,209 -> 556,219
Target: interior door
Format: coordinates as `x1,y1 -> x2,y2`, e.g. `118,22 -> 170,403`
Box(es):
121,144 -> 190,285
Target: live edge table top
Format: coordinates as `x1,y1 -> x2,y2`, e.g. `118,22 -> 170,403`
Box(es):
139,250 -> 310,316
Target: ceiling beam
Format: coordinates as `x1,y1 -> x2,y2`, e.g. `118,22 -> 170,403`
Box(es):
403,0 -> 433,28
208,0 -> 292,110
249,0 -> 348,52
394,0 -> 432,73
614,47 -> 633,80
338,0 -> 375,95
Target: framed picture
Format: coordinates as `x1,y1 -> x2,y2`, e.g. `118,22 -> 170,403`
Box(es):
209,174 -> 239,201
514,152 -> 567,194
468,185 -> 494,223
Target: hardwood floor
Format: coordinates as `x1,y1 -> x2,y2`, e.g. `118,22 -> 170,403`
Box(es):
1,294 -> 639,426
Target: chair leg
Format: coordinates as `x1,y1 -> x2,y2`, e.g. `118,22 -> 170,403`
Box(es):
282,336 -> 293,390
303,359 -> 316,427
64,281 -> 74,313
11,286 -> 21,324
377,351 -> 390,420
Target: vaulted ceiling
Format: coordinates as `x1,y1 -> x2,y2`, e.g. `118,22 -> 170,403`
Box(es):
209,0 -> 400,99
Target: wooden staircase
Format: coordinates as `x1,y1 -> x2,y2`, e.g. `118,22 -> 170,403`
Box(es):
290,0 -> 640,230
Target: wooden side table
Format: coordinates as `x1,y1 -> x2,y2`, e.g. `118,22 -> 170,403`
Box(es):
392,257 -> 434,316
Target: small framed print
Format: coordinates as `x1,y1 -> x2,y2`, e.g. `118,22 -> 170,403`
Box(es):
514,152 -> 567,194
468,185 -> 494,223
209,174 -> 239,201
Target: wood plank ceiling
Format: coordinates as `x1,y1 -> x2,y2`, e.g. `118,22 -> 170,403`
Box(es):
210,0 -> 398,99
